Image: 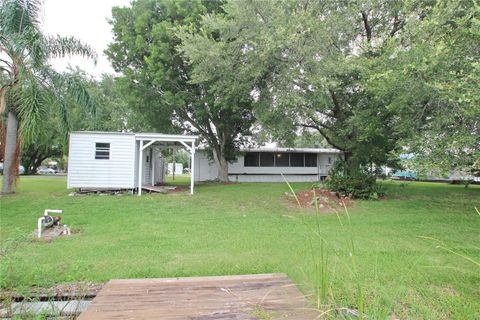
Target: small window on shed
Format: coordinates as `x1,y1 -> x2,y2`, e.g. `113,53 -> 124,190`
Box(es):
328,157 -> 332,164
95,143 -> 110,160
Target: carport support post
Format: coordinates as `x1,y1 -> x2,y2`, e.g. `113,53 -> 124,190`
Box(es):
172,147 -> 176,181
190,141 -> 195,195
138,141 -> 143,196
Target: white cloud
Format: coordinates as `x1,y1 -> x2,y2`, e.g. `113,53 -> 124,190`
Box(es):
41,0 -> 131,78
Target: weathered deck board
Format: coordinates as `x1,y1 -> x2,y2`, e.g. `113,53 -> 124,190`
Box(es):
78,273 -> 319,319
141,185 -> 175,193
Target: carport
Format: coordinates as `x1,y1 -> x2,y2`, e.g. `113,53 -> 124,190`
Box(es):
136,133 -> 198,196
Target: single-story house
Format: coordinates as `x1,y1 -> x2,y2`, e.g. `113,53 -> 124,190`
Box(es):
67,131 -> 343,195
194,147 -> 343,182
67,131 -> 198,195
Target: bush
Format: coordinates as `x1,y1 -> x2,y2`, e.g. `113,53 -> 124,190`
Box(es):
324,161 -> 384,200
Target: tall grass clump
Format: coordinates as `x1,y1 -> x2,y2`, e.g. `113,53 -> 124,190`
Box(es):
283,176 -> 366,318
0,230 -> 30,289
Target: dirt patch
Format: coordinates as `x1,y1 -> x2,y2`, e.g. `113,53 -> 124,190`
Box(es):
32,225 -> 80,243
284,188 -> 353,212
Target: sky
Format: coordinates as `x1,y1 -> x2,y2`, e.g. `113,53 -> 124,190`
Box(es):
42,0 -> 131,78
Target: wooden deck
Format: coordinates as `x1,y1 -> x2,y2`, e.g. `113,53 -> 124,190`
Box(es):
141,185 -> 177,193
77,273 -> 319,319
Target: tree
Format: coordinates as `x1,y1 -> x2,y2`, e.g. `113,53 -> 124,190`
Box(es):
106,0 -> 257,182
20,112 -> 63,174
367,0 -> 480,177
175,0 -> 432,174
67,71 -> 148,133
0,0 -> 96,193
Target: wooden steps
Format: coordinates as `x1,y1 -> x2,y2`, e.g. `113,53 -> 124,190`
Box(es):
77,273 -> 319,319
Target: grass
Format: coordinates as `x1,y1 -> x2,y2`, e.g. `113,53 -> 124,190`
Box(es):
0,177 -> 479,319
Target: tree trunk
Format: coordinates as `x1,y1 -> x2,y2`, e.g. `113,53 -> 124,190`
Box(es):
212,148 -> 229,182
31,158 -> 44,175
343,150 -> 356,175
2,112 -> 19,194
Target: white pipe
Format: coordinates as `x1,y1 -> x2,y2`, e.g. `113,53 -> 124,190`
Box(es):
38,209 -> 63,238
44,209 -> 62,216
37,217 -> 45,238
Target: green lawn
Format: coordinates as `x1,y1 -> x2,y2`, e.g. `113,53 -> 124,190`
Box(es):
1,177 -> 479,319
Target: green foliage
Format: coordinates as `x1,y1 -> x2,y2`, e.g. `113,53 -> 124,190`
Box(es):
179,0 -> 477,178
0,0 -> 96,193
106,0 -> 256,180
0,0 -> 97,142
325,161 -> 384,200
364,0 -> 480,175
1,177 -> 479,318
66,70 -> 146,133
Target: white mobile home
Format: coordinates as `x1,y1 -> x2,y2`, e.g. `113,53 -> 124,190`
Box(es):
194,147 -> 343,182
67,131 -> 198,195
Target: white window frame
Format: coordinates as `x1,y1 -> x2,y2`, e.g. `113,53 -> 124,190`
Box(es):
95,142 -> 110,160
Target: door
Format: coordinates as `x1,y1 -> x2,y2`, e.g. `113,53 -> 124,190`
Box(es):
154,156 -> 165,185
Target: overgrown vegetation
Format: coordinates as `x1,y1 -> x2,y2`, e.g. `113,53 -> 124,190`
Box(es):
1,177 -> 479,318
324,161 -> 385,200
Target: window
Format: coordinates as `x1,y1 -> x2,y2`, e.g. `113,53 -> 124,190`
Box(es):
290,153 -> 304,167
305,153 -> 317,167
275,153 -> 289,167
244,152 -> 259,167
244,151 -> 319,168
95,143 -> 110,160
260,152 -> 274,167
328,157 -> 332,164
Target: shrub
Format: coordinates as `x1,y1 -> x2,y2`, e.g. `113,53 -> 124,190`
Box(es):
324,161 -> 384,200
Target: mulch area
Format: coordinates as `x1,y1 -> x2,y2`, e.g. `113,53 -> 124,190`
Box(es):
284,188 -> 353,212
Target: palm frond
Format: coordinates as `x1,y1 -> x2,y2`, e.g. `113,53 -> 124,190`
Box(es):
40,67 -> 96,115
46,35 -> 98,63
0,0 -> 42,35
15,77 -> 48,144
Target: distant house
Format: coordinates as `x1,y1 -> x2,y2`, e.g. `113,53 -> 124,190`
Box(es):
194,148 -> 343,182
67,131 -> 197,195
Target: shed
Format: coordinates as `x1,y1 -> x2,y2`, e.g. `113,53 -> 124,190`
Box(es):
67,132 -> 198,195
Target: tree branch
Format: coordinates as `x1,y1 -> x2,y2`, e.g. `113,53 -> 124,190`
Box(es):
361,11 -> 372,43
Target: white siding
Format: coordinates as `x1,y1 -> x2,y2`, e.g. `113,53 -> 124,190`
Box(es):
133,144 -> 158,187
67,133 -> 135,189
194,152 -> 217,181
194,151 -> 341,182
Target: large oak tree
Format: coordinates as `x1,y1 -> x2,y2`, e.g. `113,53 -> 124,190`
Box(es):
106,0 -> 257,181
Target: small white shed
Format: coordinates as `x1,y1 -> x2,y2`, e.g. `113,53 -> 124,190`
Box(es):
67,131 -> 198,195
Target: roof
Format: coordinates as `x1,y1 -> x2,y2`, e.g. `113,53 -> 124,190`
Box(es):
71,131 -> 135,136
196,147 -> 342,154
71,132 -> 340,153
135,133 -> 198,142
244,147 -> 342,154
71,131 -> 198,142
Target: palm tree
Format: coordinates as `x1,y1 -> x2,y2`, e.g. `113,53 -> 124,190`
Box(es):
0,0 -> 97,194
